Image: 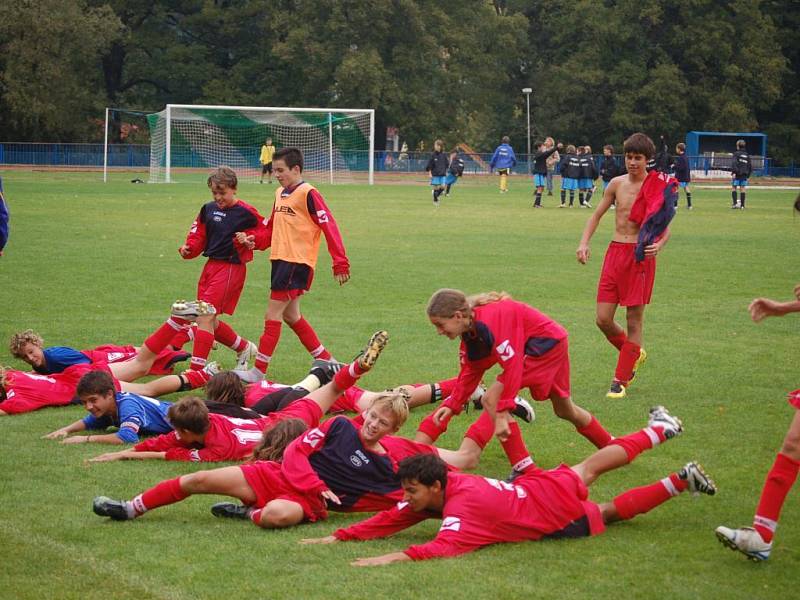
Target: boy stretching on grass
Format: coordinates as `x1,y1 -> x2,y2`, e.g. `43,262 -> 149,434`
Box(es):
577,133 -> 677,398
235,147 -> 350,381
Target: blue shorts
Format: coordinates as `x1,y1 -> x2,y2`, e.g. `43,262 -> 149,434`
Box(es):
445,173 -> 458,185
679,181 -> 690,188
579,178 -> 593,189
430,176 -> 445,186
561,177 -> 578,191
732,178 -> 748,187
533,174 -> 547,187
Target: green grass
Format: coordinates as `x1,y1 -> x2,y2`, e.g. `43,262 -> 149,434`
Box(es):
0,169 -> 798,599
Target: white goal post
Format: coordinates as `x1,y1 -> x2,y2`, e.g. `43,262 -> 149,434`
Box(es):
105,104 -> 375,184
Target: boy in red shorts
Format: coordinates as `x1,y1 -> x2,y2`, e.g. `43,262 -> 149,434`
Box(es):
177,166 -> 266,372
235,147 -> 350,381
576,133 -> 676,398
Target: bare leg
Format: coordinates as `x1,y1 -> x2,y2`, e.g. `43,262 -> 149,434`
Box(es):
120,374 -> 182,397
281,297 -> 302,325
257,499 -> 305,528
356,384 -> 432,412
180,467 -> 257,504
625,305 -> 645,346
436,437 -> 482,471
550,394 -> 592,428
595,302 -> 623,339
569,445 -> 630,487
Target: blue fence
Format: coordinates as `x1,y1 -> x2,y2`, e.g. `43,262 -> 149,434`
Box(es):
1,143 -> 798,177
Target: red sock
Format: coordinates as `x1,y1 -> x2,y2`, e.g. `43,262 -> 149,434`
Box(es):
436,377 -> 459,400
501,421 -> 535,472
613,473 -> 687,520
333,360 -> 367,391
214,320 -> 249,352
132,477 -> 189,515
417,409 -> 451,442
181,368 -> 211,390
289,317 -> 331,359
614,341 -> 641,384
576,415 -> 614,448
168,327 -> 193,350
249,507 -> 263,527
255,320 -> 282,372
144,318 -> 190,354
190,328 -> 215,370
753,452 -> 800,543
609,427 -> 665,463
464,411 -> 494,448
606,332 -> 627,351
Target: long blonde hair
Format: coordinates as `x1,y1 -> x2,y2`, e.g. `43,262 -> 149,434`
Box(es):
426,288 -> 512,319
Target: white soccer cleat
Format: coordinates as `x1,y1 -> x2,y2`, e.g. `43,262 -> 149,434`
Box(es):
648,405 -> 683,439
678,461 -> 716,496
469,384 -> 487,409
203,361 -> 221,378
233,366 -> 265,383
171,299 -> 217,320
715,526 -> 771,561
512,396 -> 535,424
235,341 -> 258,371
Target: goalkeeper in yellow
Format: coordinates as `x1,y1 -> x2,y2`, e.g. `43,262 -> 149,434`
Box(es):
260,138 -> 276,184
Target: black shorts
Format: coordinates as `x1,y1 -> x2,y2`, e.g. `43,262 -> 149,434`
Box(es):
544,515 -> 591,540
271,259 -> 314,292
497,168 -> 510,175
261,162 -> 273,175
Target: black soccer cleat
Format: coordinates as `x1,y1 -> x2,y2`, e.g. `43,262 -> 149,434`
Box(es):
211,502 -> 251,520
93,496 -> 132,521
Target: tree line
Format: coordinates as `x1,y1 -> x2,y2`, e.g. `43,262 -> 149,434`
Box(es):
0,0 -> 797,164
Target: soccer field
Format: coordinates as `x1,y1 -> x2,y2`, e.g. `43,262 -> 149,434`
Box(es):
0,170 -> 798,599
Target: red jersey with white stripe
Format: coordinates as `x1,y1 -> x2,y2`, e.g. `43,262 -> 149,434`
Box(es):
133,398 -> 323,462
443,299 -> 567,413
334,466 -> 604,560
0,363 -> 114,415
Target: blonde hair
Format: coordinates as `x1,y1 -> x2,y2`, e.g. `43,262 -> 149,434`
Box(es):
251,418 -> 307,462
367,392 -> 409,429
9,330 -> 43,358
434,139 -> 444,150
426,288 -> 512,319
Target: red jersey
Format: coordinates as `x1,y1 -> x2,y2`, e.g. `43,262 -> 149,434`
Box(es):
443,299 -> 567,413
134,397 -> 323,462
0,364 -> 114,415
334,466 -> 605,560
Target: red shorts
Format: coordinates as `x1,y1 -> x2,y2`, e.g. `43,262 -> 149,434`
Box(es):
197,259 -> 247,315
788,389 -> 800,410
329,386 -> 365,414
266,397 -> 323,429
518,465 -> 605,538
519,338 -> 571,402
597,242 -> 656,307
239,461 -> 327,522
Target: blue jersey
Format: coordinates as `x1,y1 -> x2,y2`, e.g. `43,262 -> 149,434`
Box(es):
489,144 -> 517,170
34,346 -> 91,375
82,392 -> 173,443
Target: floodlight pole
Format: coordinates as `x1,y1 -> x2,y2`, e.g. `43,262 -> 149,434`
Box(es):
522,88 -> 532,174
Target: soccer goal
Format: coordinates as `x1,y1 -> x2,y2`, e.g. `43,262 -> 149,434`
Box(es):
140,104 -> 374,184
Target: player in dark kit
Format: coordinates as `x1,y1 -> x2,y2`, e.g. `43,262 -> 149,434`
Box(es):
178,166 -> 266,372
578,146 -> 598,208
300,407 -> 712,565
600,145 -> 622,192
671,143 -> 692,210
559,145 -> 581,207
532,141 -> 563,207
425,139 -> 449,205
729,139 -> 752,209
444,148 -> 464,197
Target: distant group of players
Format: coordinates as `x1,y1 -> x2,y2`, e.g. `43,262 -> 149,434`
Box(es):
0,133 -> 793,565
426,134 -> 755,213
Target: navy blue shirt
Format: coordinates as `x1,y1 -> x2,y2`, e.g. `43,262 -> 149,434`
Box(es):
199,201 -> 260,263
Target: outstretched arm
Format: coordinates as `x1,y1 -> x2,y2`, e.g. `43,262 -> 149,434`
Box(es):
43,419 -> 86,439
89,449 -> 166,462
577,179 -> 615,263
749,285 -> 800,322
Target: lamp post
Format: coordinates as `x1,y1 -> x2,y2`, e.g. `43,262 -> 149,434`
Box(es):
522,87 -> 532,174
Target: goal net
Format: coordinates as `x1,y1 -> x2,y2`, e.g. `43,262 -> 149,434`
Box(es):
146,105 -> 374,184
